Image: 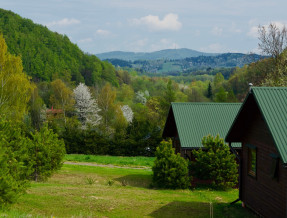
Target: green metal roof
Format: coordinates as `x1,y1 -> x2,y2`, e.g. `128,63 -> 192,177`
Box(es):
251,87 -> 287,164
166,102 -> 242,148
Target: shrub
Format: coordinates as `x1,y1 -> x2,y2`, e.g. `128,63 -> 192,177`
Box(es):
27,125 -> 66,181
152,140 -> 190,189
0,118 -> 31,208
191,135 -> 238,189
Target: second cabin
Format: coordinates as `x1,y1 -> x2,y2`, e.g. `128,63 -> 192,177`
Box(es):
162,102 -> 242,160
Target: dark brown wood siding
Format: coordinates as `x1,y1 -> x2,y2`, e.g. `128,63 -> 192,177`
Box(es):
240,107 -> 287,218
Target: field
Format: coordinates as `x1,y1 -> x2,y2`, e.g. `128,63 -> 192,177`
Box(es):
1,156 -> 256,217
64,154 -> 155,168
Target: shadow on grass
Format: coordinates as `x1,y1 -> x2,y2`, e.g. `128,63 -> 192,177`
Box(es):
114,174 -> 152,188
149,201 -> 258,218
149,201 -> 210,218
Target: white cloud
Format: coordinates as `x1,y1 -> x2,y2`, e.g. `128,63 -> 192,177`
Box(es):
47,18 -> 80,27
78,38 -> 93,43
95,29 -> 111,36
131,13 -> 182,31
211,26 -> 223,36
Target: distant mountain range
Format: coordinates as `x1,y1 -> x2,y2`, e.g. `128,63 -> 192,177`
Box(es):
101,51 -> 267,75
96,48 -> 218,61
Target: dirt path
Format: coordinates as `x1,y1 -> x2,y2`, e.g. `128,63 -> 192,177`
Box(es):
64,161 -> 152,170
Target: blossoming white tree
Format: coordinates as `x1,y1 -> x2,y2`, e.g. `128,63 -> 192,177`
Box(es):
73,83 -> 101,129
120,105 -> 133,123
135,91 -> 147,105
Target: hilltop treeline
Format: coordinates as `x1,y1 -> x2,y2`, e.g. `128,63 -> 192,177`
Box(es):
0,8 -> 118,86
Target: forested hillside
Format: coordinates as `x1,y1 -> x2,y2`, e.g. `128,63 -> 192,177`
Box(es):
0,8 -> 118,86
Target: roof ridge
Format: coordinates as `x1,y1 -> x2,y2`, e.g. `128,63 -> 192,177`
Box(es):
252,86 -> 287,90
171,102 -> 241,104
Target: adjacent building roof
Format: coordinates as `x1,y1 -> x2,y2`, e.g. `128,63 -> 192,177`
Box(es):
226,87 -> 287,164
162,102 -> 242,148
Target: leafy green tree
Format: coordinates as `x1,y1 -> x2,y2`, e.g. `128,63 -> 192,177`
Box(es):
152,140 -> 190,189
160,80 -> 176,117
116,84 -> 134,104
213,72 -> 225,89
50,79 -> 75,125
0,34 -> 33,120
226,89 -> 237,102
191,135 -> 238,189
214,87 -> 227,102
27,125 -> 66,181
97,83 -> 116,133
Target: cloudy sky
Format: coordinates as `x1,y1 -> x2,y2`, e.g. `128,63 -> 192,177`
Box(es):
1,0 -> 287,54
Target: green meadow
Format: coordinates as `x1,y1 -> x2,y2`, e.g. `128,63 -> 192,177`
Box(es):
1,158 -> 256,218
64,154 -> 155,168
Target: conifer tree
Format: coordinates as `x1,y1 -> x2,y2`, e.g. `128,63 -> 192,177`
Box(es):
191,135 -> 238,189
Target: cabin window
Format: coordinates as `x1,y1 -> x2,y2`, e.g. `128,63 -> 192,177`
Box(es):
270,153 -> 279,179
247,144 -> 256,177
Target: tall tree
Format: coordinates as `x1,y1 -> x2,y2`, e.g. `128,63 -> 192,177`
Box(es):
50,79 -> 75,125
120,105 -> 133,124
97,83 -> 116,132
215,87 -> 227,102
29,86 -> 46,130
73,83 -> 101,129
160,80 -> 176,117
258,23 -> 287,86
258,23 -> 287,59
207,82 -> 213,99
0,34 -> 33,120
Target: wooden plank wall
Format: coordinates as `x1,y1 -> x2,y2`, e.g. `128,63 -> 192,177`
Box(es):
241,107 -> 287,217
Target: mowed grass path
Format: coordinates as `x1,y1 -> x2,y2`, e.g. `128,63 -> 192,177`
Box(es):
1,156 -> 256,217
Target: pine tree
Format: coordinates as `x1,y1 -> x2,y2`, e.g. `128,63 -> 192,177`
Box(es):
207,82 -> 213,99
152,140 -> 190,189
191,135 -> 238,189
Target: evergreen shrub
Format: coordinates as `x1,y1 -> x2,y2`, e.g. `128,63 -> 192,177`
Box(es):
191,135 -> 238,189
152,140 -> 190,189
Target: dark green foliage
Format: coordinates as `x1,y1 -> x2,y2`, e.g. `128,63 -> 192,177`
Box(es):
152,140 -> 190,189
207,82 -> 213,99
27,125 -> 66,181
0,9 -> 118,86
63,118 -> 162,157
0,117 -> 31,208
191,135 -> 238,189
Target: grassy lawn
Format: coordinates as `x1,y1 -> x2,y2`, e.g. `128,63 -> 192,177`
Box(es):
64,154 -> 155,168
1,163 -> 256,217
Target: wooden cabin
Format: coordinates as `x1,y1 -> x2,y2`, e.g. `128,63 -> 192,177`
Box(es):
162,102 -> 242,160
226,87 -> 287,217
